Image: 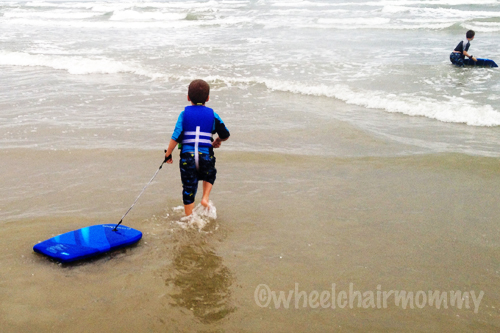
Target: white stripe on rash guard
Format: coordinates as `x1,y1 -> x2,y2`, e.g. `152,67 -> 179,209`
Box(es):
462,39 -> 469,53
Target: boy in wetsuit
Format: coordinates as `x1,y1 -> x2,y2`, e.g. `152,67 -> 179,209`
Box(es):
164,79 -> 230,216
450,30 -> 477,67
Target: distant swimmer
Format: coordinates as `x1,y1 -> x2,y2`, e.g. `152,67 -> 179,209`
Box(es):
450,30 -> 477,67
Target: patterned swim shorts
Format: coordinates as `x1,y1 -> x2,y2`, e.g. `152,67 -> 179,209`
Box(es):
450,52 -> 464,67
179,152 -> 217,205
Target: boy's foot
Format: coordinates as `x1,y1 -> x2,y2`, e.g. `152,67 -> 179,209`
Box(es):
184,203 -> 195,216
201,198 -> 210,208
193,201 -> 217,220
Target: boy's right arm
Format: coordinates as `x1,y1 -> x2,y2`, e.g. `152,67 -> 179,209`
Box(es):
165,139 -> 178,164
463,50 -> 477,61
165,112 -> 184,163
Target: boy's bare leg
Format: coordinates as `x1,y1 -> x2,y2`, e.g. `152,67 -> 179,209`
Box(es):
201,181 -> 213,208
184,203 -> 195,216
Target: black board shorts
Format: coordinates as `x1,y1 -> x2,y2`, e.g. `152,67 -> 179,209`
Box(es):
450,52 -> 464,67
179,152 -> 217,205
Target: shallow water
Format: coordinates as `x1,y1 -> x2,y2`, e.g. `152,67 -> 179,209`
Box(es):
2,149 -> 500,331
1,0 -> 500,331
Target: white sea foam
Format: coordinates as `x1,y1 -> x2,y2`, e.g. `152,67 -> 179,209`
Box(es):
274,0 -> 499,7
2,17 -> 197,29
2,12 -> 245,30
109,10 -> 186,21
269,0 -> 367,8
461,22 -> 500,32
89,4 -> 133,12
144,72 -> 500,127
263,81 -> 500,127
3,9 -> 100,20
381,5 -> 410,13
24,1 -> 94,9
176,202 -> 217,231
369,0 -> 498,5
0,51 -> 141,76
383,6 -> 500,19
387,22 -> 455,30
259,6 -> 486,31
317,17 -> 390,26
86,0 -> 232,12
3,0 -> 499,33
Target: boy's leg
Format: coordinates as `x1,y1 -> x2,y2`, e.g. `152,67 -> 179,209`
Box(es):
179,153 -> 198,216
199,153 -> 216,208
201,181 -> 213,208
184,203 -> 195,216
450,52 -> 464,67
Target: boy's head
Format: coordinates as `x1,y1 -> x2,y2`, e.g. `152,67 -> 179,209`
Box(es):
188,79 -> 210,105
466,30 -> 475,40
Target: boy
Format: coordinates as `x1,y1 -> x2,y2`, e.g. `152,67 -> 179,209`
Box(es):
165,79 -> 230,216
450,30 -> 477,67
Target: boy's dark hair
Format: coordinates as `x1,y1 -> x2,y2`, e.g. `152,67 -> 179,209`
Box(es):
188,79 -> 210,105
466,30 -> 475,39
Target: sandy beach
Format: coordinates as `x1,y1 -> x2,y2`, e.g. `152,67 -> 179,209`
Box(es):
1,148 -> 500,332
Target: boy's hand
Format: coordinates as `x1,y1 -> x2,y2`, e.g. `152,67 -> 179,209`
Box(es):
164,150 -> 173,164
212,137 -> 222,148
164,140 -> 178,164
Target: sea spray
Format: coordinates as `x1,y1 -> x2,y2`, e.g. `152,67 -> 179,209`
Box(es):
173,201 -> 217,231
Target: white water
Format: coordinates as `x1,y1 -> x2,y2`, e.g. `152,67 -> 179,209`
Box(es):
1,0 -> 500,156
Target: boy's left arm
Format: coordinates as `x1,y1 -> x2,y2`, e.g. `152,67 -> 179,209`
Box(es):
212,114 -> 230,149
212,136 -> 228,148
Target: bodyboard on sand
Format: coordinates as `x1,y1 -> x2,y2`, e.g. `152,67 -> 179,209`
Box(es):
464,58 -> 498,67
33,224 -> 142,263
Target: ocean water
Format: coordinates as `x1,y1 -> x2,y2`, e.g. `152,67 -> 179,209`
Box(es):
1,0 -> 500,154
1,1 -> 500,332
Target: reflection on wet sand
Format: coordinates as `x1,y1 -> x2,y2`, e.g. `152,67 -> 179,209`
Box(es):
164,231 -> 235,324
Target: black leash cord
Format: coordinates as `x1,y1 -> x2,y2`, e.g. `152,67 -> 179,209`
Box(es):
112,153 -> 171,231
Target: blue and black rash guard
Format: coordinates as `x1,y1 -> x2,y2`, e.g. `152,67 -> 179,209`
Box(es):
454,39 -> 471,58
171,105 -> 230,155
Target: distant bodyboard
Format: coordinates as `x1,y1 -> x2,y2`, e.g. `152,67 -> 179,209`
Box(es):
33,224 -> 142,263
464,58 -> 498,68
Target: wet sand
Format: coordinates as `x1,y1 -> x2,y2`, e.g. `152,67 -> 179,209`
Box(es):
1,148 -> 500,332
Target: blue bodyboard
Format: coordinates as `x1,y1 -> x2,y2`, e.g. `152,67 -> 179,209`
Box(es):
33,224 -> 142,263
464,58 -> 498,68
